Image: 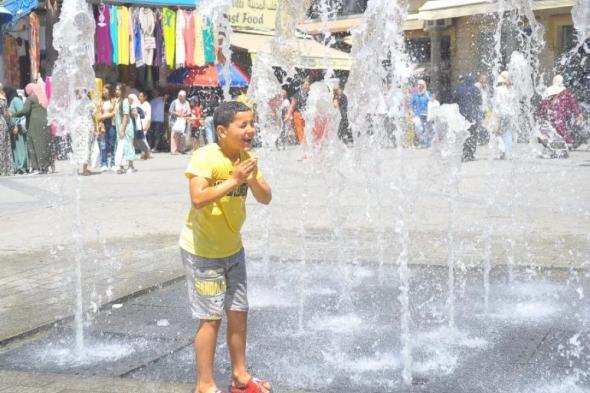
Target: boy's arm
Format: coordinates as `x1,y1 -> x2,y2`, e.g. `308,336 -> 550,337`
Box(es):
189,158 -> 257,209
247,176 -> 272,205
189,176 -> 240,209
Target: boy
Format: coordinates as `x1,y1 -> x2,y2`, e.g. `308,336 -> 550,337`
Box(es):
180,101 -> 272,393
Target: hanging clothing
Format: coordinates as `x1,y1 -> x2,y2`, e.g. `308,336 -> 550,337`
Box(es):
95,5 -> 112,65
202,18 -> 215,65
130,7 -> 142,66
154,9 -> 165,67
183,10 -> 195,67
139,8 -> 156,67
117,6 -> 131,65
162,7 -> 176,69
175,9 -> 186,68
3,35 -> 21,86
29,13 -> 41,80
193,13 -> 206,66
110,5 -> 119,64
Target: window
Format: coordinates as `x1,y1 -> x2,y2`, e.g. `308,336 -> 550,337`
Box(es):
558,25 -> 576,54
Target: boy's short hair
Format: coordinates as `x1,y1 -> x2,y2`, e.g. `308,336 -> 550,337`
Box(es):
213,101 -> 252,129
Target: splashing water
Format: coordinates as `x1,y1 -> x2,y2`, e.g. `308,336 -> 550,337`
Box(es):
46,0 -> 96,357
346,0 -> 414,384
429,104 -> 470,328
572,0 -> 590,52
197,0 -> 233,101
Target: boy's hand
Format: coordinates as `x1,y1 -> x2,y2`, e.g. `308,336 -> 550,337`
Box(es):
246,159 -> 259,183
231,158 -> 257,184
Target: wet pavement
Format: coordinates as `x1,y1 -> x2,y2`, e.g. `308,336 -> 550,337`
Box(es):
0,259 -> 588,393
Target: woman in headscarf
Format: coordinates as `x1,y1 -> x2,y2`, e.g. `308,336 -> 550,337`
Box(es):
10,82 -> 52,174
5,87 -> 28,174
536,74 -> 584,146
0,85 -> 14,176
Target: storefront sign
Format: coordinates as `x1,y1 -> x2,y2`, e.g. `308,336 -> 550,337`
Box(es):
228,0 -> 277,32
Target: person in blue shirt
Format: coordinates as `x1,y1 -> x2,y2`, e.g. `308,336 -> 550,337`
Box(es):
411,79 -> 432,147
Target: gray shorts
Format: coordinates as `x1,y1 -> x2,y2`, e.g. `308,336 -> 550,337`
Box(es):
180,247 -> 248,320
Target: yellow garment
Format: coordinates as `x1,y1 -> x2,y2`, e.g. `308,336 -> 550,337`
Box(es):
162,8 -> 176,68
237,93 -> 254,109
193,13 -> 206,66
117,6 -> 130,65
179,143 -> 263,258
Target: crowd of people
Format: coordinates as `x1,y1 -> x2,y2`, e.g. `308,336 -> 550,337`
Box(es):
408,71 -> 586,161
0,70 -> 586,177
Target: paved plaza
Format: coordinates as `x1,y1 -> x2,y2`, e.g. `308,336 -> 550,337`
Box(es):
0,144 -> 589,392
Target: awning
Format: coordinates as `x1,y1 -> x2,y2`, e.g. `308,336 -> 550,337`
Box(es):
167,64 -> 250,87
87,0 -> 198,7
231,32 -> 352,70
418,0 -> 575,21
298,13 -> 423,34
0,0 -> 38,25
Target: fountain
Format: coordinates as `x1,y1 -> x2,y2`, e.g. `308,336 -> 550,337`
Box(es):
0,0 -> 589,392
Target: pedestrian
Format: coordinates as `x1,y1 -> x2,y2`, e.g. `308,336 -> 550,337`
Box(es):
169,90 -> 191,154
0,85 -> 14,176
100,84 -> 116,171
189,96 -> 203,151
475,74 -> 492,145
5,87 -> 27,174
179,101 -> 272,393
275,87 -> 292,149
286,77 -> 310,144
410,79 -> 432,147
536,74 -> 584,147
454,74 -> 482,161
334,85 -> 353,145
113,83 -> 137,173
10,82 -> 53,174
138,91 -> 152,159
493,71 -> 517,160
70,90 -> 97,176
149,88 -> 165,152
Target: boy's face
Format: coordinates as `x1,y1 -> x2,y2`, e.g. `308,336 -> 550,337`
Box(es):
218,111 -> 255,152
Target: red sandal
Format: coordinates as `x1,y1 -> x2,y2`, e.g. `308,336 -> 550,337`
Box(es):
230,378 -> 271,393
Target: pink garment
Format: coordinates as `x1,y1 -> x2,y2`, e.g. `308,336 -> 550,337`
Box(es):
183,10 -> 195,67
95,5 -> 113,65
25,82 -> 48,109
45,76 -> 52,100
536,89 -> 580,144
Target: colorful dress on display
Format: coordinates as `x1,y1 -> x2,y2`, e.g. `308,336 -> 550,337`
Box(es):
202,18 -> 215,65
139,8 -> 156,67
183,10 -> 195,67
110,5 -> 118,64
175,9 -> 186,68
0,98 -> 14,176
117,6 -> 130,65
95,5 -> 112,65
130,7 -> 143,65
154,9 -> 165,67
193,13 -> 206,66
162,8 -> 176,69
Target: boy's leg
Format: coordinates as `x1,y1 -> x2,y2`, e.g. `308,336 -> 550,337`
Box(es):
224,249 -> 271,393
195,319 -> 222,393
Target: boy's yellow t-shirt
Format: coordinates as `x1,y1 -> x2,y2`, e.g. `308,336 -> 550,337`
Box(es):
179,143 -> 262,258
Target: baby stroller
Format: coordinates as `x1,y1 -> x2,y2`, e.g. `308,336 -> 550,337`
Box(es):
536,121 -> 569,158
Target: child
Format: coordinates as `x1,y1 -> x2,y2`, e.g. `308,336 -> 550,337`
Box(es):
180,101 -> 272,393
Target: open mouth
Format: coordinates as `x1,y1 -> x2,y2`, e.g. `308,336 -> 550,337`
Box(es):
242,136 -> 253,145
